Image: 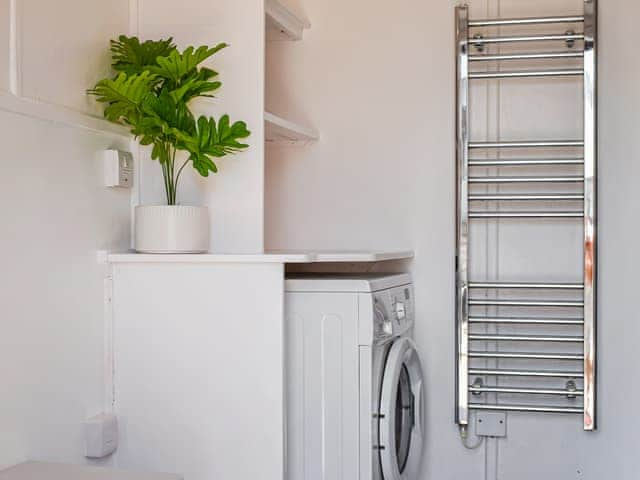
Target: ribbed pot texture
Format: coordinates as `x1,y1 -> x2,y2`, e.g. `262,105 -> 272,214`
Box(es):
134,205 -> 210,253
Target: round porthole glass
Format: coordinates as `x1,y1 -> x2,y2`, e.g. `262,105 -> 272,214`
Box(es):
395,364 -> 414,473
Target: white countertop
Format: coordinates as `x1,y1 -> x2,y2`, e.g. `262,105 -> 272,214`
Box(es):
270,250 -> 414,262
0,462 -> 181,480
106,252 -> 314,264
105,250 -> 414,264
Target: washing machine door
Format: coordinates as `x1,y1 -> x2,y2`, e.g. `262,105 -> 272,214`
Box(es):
379,337 -> 424,480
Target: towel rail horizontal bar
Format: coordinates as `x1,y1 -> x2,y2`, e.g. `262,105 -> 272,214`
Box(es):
469,334 -> 584,342
469,211 -> 583,218
469,368 -> 583,378
469,140 -> 584,148
469,282 -> 584,289
469,386 -> 584,395
469,351 -> 584,360
469,51 -> 584,61
470,69 -> 583,79
469,158 -> 584,166
469,194 -> 584,201
469,175 -> 583,183
469,316 -> 584,325
469,299 -> 584,307
469,404 -> 583,414
470,33 -> 584,45
468,15 -> 584,27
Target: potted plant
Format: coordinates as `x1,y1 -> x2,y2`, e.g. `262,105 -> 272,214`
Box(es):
89,36 -> 250,253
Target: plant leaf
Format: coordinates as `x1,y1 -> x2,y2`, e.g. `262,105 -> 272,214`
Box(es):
149,43 -> 228,88
88,71 -> 157,123
169,73 -> 222,104
174,115 -> 250,177
140,89 -> 196,135
110,35 -> 176,74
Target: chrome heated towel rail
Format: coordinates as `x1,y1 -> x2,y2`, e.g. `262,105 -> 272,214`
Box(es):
455,1 -> 597,431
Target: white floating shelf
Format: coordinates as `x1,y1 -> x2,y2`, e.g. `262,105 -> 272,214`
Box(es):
265,111 -> 318,144
266,0 -> 310,41
0,92 -> 129,137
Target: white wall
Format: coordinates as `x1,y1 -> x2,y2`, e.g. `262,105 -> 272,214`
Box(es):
134,0 -> 265,253
0,0 -> 9,92
265,0 -> 640,478
0,0 -> 131,469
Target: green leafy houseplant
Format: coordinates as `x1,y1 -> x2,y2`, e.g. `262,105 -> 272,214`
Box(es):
89,36 -> 250,205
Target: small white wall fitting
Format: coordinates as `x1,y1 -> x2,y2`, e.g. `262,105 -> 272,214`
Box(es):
103,149 -> 133,188
84,413 -> 118,458
475,411 -> 507,437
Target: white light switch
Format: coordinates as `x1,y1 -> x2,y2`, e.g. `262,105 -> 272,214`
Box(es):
103,150 -> 133,188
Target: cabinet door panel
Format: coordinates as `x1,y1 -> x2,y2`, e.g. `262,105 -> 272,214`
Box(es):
20,0 -> 128,113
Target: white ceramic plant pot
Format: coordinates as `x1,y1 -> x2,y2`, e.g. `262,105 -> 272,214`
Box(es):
135,205 -> 210,254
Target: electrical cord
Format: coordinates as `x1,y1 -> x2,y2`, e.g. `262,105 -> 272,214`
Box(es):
459,425 -> 485,450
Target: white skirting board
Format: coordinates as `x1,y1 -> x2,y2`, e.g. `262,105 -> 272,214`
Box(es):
0,462 -> 181,480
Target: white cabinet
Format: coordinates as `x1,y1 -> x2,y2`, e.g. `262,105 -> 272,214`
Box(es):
108,259 -> 286,480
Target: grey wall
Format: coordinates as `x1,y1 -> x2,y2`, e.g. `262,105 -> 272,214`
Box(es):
265,0 -> 640,478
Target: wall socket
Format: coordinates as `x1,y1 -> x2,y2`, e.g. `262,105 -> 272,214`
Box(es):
102,150 -> 133,188
476,411 -> 507,437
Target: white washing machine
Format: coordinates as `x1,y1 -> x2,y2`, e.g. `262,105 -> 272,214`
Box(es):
285,274 -> 425,480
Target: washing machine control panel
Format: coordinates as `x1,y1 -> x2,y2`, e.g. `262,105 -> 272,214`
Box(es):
373,285 -> 414,340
